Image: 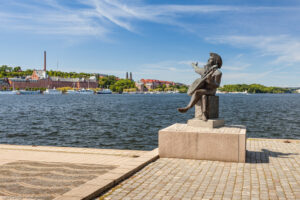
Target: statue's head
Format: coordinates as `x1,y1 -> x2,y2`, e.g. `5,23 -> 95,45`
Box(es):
208,53 -> 222,69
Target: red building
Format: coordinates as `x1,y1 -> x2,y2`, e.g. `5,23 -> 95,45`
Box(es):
8,68 -> 98,89
7,51 -> 99,89
140,79 -> 175,90
8,75 -> 98,90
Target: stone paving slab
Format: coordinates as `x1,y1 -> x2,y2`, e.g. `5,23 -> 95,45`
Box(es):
0,144 -> 158,200
100,138 -> 300,200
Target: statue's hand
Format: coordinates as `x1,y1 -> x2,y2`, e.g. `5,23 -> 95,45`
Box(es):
191,62 -> 198,69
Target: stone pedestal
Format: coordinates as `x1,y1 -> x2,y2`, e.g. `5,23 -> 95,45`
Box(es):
187,118 -> 224,128
159,123 -> 246,163
195,95 -> 219,119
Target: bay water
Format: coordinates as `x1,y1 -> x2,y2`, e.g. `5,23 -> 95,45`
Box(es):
0,93 -> 299,150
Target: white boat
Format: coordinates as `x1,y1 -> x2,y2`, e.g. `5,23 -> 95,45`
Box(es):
0,90 -> 18,94
97,89 -> 112,94
0,90 -> 18,95
77,89 -> 94,94
18,90 -> 41,95
44,89 -> 62,95
66,89 -> 78,94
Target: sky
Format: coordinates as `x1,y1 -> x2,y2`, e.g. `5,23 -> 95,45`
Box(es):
0,0 -> 300,87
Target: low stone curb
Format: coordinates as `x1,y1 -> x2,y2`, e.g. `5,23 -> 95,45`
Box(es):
53,148 -> 159,200
0,144 -> 147,157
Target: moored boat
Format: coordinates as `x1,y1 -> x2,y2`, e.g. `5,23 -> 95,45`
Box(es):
97,89 -> 112,94
78,89 -> 94,94
0,90 -> 18,95
44,89 -> 62,95
66,89 -> 78,94
18,90 -> 41,95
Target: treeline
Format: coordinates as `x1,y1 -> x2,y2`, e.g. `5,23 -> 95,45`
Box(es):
219,84 -> 291,94
98,76 -> 188,93
99,76 -> 135,92
0,65 -> 96,79
150,84 -> 188,93
0,65 -> 33,78
47,70 -> 94,78
1,65 -> 187,92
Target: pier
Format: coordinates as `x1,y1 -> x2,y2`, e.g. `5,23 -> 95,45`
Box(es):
0,138 -> 299,199
0,144 -> 158,199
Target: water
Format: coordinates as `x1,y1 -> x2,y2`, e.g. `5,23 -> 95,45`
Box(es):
0,93 -> 299,150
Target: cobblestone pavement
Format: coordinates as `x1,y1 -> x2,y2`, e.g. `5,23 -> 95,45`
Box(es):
0,144 -> 152,200
100,139 -> 300,200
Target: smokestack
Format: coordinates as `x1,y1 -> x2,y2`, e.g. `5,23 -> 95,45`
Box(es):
44,51 -> 46,71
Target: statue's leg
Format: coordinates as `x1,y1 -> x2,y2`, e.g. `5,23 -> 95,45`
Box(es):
201,95 -> 208,121
177,89 -> 204,113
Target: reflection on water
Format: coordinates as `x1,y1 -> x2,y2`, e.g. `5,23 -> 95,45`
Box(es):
0,93 -> 299,150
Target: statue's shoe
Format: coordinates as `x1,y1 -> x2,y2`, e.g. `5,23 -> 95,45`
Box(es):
177,107 -> 189,113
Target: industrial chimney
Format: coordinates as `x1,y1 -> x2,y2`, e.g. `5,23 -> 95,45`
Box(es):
44,51 -> 46,71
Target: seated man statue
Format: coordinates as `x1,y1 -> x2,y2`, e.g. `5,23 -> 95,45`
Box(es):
178,53 -> 222,121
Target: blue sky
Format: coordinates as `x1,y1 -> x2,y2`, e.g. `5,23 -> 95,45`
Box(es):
0,0 -> 300,86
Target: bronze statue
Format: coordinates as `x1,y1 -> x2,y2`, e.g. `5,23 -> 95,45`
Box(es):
178,53 -> 222,121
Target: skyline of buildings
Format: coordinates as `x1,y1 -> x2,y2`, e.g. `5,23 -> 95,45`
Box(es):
0,51 -> 185,90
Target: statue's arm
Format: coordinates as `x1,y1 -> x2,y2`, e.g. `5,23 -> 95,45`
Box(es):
207,71 -> 222,88
191,62 -> 205,76
214,72 -> 222,88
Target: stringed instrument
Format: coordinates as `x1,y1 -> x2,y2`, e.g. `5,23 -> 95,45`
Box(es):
187,65 -> 219,96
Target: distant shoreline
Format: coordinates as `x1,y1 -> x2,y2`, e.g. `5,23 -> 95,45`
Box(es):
219,84 -> 300,94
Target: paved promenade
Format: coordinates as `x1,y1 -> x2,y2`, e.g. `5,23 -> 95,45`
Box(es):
0,144 -> 158,199
100,138 -> 300,200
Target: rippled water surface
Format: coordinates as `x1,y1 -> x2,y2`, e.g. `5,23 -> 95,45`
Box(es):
0,93 -> 299,150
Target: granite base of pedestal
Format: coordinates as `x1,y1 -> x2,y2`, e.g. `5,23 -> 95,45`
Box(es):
159,123 -> 246,163
187,118 -> 224,128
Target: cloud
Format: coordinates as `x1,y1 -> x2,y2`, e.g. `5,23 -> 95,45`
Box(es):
128,60 -> 201,83
222,63 -> 251,71
1,0 -> 298,38
207,35 -> 300,65
222,70 -> 300,87
142,60 -> 193,70
0,1 -> 108,36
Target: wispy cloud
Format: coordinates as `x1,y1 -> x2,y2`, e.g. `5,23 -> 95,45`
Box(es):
222,63 -> 251,71
207,35 -> 300,65
141,60 -> 195,72
130,60 -> 204,83
1,0 -> 298,38
0,1 -> 107,36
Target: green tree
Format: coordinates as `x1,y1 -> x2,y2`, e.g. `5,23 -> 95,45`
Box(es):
110,79 -> 135,92
13,66 -> 21,72
219,84 -> 291,94
99,76 -> 118,88
178,85 -> 188,93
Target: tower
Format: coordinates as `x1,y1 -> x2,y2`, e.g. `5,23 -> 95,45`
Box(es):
44,51 -> 46,71
126,72 -> 128,79
130,72 -> 132,80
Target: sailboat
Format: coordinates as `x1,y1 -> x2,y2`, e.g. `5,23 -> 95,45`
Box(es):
78,81 -> 94,94
44,87 -> 62,94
